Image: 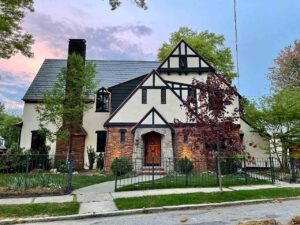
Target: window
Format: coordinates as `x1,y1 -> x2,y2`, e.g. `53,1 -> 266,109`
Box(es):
120,129 -> 126,144
188,87 -> 196,101
179,56 -> 187,69
96,88 -> 109,112
184,132 -> 188,144
142,89 -> 147,104
96,131 -> 107,152
31,131 -> 46,150
161,88 -> 166,104
0,138 -> 4,147
208,91 -> 223,111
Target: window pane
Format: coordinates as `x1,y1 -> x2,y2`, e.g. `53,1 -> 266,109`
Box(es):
161,88 -> 166,104
96,92 -> 109,112
142,89 -> 147,104
120,131 -> 126,144
97,131 -> 107,152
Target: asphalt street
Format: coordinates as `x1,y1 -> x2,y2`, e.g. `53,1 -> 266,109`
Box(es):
22,199 -> 300,225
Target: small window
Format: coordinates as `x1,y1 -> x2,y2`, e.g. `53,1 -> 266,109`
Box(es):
96,131 -> 107,152
161,88 -> 166,104
120,129 -> 126,144
188,88 -> 196,101
31,131 -> 46,150
96,88 -> 109,112
142,89 -> 147,104
179,56 -> 187,69
184,132 -> 188,144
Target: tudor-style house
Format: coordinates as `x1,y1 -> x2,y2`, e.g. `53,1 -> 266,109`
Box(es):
19,39 -> 270,170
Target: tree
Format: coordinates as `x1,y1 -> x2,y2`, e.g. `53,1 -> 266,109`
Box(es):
109,0 -> 147,10
179,73 -> 243,190
0,0 -> 34,59
36,54 -> 97,143
268,40 -> 300,91
0,103 -> 22,149
157,27 -> 236,81
243,86 -> 300,167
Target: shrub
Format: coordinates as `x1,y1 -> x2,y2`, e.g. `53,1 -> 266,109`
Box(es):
87,146 -> 96,170
111,157 -> 132,176
96,152 -> 104,170
54,160 -> 68,173
178,157 -> 194,174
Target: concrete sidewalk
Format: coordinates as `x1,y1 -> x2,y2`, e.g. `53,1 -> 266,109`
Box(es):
1,178 -> 300,215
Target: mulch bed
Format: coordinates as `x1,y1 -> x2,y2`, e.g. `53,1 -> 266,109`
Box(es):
0,187 -> 67,198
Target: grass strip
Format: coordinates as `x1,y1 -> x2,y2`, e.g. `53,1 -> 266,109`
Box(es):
0,202 -> 79,218
114,188 -> 300,210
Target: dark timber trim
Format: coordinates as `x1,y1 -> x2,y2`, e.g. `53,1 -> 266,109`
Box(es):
131,107 -> 175,134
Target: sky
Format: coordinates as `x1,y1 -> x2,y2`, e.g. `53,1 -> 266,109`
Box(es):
1,0 -> 300,115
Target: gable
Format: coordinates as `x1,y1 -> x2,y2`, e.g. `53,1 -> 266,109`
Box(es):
157,40 -> 215,74
105,70 -> 187,126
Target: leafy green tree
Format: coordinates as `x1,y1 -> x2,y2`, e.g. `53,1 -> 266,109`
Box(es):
0,103 -> 22,148
0,0 -> 34,59
157,27 -> 236,81
36,54 -> 97,143
109,0 -> 147,10
243,86 -> 300,167
268,40 -> 300,91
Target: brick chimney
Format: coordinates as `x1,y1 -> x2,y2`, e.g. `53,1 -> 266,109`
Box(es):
56,39 -> 88,170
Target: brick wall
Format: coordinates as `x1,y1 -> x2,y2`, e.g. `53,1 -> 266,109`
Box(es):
174,127 -> 208,173
104,126 -> 134,172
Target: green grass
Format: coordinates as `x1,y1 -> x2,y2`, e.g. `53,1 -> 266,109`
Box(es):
116,174 -> 270,191
0,202 -> 79,218
72,175 -> 115,190
114,187 -> 300,210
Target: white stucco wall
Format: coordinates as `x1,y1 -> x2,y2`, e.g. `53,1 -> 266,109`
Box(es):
20,101 -> 109,168
20,103 -> 58,155
240,119 -> 270,158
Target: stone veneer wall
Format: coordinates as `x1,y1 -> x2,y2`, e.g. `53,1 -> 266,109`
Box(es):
133,128 -> 174,172
104,126 -> 134,172
174,127 -> 208,173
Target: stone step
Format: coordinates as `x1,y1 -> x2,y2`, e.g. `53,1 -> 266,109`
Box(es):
142,166 -> 165,175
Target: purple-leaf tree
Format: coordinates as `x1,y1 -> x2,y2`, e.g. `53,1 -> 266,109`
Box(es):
177,73 -> 244,190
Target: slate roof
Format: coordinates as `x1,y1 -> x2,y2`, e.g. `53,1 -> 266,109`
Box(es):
23,59 -> 160,101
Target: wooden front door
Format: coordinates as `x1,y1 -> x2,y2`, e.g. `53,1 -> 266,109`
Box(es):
145,133 -> 161,166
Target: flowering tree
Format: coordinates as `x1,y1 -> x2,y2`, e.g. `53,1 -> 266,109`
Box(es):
179,73 -> 244,190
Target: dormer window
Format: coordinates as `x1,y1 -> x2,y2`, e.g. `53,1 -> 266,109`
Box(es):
96,88 -> 109,112
179,56 -> 187,69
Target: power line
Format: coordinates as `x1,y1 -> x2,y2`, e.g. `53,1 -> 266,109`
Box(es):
234,0 -> 240,90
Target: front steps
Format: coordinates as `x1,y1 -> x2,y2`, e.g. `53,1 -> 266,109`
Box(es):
142,166 -> 165,175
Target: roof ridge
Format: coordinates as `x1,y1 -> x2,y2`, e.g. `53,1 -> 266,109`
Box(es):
44,59 -> 159,63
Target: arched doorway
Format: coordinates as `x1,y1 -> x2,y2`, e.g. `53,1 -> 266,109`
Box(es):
144,132 -> 161,166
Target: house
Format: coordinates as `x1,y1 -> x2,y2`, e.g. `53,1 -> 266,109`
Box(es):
19,39 -> 270,170
0,136 -> 7,154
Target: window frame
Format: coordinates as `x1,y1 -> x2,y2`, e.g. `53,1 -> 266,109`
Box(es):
179,56 -> 187,69
119,129 -> 127,144
142,88 -> 147,104
161,88 -> 166,104
96,88 -> 109,112
96,130 -> 107,153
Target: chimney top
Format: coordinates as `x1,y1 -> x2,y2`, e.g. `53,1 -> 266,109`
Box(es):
68,39 -> 86,60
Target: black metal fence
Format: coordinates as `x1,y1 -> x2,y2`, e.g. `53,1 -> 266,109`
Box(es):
114,156 -> 300,191
0,154 -> 74,196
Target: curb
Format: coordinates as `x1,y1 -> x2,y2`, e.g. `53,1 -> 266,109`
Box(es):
1,196 -> 300,224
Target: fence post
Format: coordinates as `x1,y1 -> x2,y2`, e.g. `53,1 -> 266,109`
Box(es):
114,158 -> 119,191
291,157 -> 297,183
66,154 -> 73,193
269,156 -> 275,183
185,157 -> 188,186
243,156 -> 248,184
25,155 -> 30,190
152,156 -> 155,185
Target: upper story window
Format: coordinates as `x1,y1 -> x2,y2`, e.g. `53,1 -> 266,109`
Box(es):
31,131 -> 46,150
96,88 -> 109,112
179,56 -> 187,69
142,88 -> 147,104
161,88 -> 166,104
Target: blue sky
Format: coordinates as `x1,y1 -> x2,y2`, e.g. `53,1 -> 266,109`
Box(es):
1,0 -> 300,114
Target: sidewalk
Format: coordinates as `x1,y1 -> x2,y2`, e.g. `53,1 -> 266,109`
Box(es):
1,178 -> 300,215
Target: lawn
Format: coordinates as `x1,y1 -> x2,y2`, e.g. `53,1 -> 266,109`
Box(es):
114,187 -> 300,210
0,202 -> 79,218
116,173 -> 270,191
